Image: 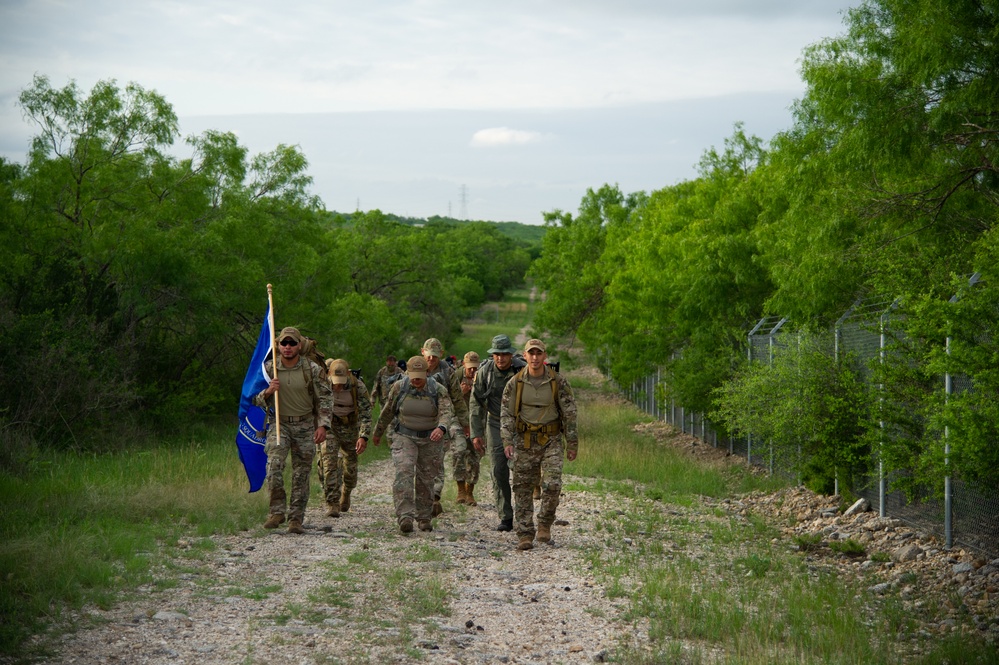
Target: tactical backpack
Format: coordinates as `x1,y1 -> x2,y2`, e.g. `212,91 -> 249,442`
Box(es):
393,375 -> 441,415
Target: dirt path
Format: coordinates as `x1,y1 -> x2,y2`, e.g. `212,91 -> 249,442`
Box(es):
43,454 -> 649,664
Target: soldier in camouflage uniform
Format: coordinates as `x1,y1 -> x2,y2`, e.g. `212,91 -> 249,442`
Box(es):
254,327 -> 334,534
470,334 -> 526,532
500,338 -> 578,551
371,355 -> 404,410
373,356 -> 456,533
450,351 -> 483,505
422,338 -> 465,517
318,358 -> 373,518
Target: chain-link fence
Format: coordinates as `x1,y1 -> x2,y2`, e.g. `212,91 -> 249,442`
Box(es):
624,279 -> 998,559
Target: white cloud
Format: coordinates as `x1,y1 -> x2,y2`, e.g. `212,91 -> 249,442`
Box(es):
470,127 -> 547,148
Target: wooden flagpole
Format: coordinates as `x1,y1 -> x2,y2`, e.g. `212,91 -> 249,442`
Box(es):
267,283 -> 280,446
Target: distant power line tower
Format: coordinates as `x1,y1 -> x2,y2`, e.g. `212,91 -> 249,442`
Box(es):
459,184 -> 468,220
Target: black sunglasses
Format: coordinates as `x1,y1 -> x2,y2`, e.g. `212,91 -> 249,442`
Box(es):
280,339 -> 299,347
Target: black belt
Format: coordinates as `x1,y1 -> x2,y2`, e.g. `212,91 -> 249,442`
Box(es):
280,414 -> 312,423
396,424 -> 437,438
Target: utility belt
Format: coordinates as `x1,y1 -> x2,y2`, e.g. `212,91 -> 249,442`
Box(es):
331,412 -> 358,426
396,424 -> 438,439
279,414 -> 313,424
516,419 -> 560,449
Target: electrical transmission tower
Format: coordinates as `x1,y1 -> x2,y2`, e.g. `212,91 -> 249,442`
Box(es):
459,184 -> 468,220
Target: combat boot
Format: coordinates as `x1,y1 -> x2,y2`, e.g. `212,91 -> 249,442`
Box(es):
432,496 -> 443,517
339,488 -> 352,513
495,518 -> 513,532
287,519 -> 304,534
536,523 -> 552,543
400,517 -> 414,533
418,519 -> 433,532
533,485 -> 541,500
455,481 -> 467,505
325,502 -> 340,518
517,535 -> 534,551
466,482 -> 477,506
263,513 -> 285,529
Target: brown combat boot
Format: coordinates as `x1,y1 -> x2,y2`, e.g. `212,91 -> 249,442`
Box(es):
537,523 -> 552,543
400,517 -> 414,533
432,497 -> 443,517
418,519 -> 433,532
533,485 -> 542,500
455,481 -> 467,505
339,488 -> 352,513
466,482 -> 477,506
287,519 -> 304,534
263,513 -> 285,529
517,535 -> 534,551
325,502 -> 340,518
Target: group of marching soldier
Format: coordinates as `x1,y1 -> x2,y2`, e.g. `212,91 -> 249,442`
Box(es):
253,329 -> 578,551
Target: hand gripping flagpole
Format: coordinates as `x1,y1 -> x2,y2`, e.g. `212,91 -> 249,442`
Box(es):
267,283 -> 281,447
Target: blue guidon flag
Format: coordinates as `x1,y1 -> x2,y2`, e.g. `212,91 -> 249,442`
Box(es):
236,305 -> 273,492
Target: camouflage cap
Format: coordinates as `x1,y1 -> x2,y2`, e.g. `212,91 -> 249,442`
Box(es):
329,358 -> 350,384
421,338 -> 443,357
462,351 -> 480,368
277,327 -> 302,344
406,355 -> 429,379
487,334 -> 515,354
524,338 -> 546,353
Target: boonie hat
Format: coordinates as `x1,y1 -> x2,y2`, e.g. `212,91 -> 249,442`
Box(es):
487,334 -> 515,354
422,338 -> 443,357
406,356 -> 429,379
524,339 -> 546,353
462,351 -> 480,368
278,327 -> 302,344
329,358 -> 350,384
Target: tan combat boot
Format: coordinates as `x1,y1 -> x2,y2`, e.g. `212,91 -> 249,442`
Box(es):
400,517 -> 414,533
418,519 -> 433,532
263,513 -> 285,529
455,481 -> 467,505
339,488 -> 352,513
287,519 -> 304,534
325,502 -> 340,518
533,485 -> 541,500
517,535 -> 534,551
536,523 -> 552,543
466,482 -> 477,506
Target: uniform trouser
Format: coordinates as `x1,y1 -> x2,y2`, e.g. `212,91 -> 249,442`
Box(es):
511,434 -> 565,538
486,417 -> 513,522
452,435 -> 482,484
390,432 -> 444,523
432,434 -> 453,500
265,420 -> 316,523
318,421 -> 359,505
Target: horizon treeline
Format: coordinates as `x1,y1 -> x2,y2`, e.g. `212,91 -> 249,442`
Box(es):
530,0 -> 999,494
0,75 -> 535,451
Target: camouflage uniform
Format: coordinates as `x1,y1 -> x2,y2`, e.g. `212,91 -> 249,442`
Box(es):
427,358 -> 464,500
450,363 -> 481,485
500,366 -> 578,540
254,355 -> 333,524
318,372 -> 372,510
371,363 -> 404,408
470,352 -> 526,525
373,375 -> 455,525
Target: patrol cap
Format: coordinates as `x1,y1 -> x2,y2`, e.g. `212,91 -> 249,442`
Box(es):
329,358 -> 350,384
421,338 -> 443,357
406,356 -> 429,379
487,334 -> 515,354
278,327 -> 302,344
462,351 -> 480,368
524,338 -> 546,353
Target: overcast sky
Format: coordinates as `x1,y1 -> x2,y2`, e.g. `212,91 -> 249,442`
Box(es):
0,0 -> 857,224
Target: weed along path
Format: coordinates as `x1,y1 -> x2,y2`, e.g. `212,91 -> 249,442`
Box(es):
45,448 -> 653,663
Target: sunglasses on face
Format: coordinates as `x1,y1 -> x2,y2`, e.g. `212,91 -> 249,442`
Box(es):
280,339 -> 298,347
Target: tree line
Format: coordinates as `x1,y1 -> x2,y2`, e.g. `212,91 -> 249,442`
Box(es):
530,0 -> 999,495
0,75 -> 534,451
